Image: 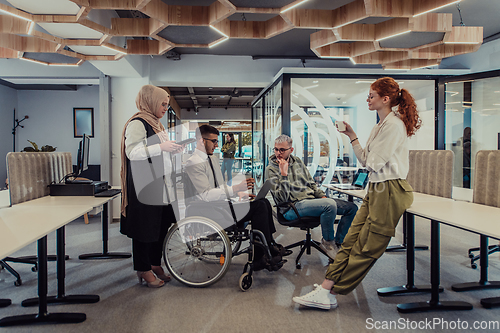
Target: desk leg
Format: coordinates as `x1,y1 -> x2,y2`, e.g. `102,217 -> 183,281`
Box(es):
386,213 -> 429,252
452,235 -> 500,292
21,227 -> 100,307
79,203 -> 131,260
397,220 -> 473,313
451,234 -> 500,308
0,236 -> 86,327
378,213 -> 439,296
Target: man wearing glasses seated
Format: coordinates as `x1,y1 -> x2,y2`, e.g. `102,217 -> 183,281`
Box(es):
265,134 -> 358,259
185,125 -> 287,271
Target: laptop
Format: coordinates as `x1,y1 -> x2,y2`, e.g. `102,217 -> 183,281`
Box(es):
331,169 -> 369,190
252,179 -> 273,201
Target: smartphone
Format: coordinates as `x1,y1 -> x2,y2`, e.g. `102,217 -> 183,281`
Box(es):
175,138 -> 196,145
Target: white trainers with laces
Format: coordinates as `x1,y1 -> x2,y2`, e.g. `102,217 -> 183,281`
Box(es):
320,238 -> 340,259
314,284 -> 338,308
292,284 -> 337,310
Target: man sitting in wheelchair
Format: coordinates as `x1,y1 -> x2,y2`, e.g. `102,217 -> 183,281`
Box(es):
185,124 -> 288,271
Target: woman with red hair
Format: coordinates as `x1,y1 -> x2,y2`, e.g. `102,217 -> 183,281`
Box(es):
293,77 -> 421,310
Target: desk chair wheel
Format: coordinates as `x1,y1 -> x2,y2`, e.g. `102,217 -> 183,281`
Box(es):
31,265 -> 37,272
296,263 -> 302,269
14,279 -> 22,286
163,216 -> 232,288
239,272 -> 253,291
471,263 -> 478,269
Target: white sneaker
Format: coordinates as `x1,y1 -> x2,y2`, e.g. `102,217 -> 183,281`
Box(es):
293,284 -> 336,310
314,284 -> 338,308
320,238 -> 340,259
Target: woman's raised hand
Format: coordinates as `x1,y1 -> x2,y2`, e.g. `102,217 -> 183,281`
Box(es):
160,140 -> 182,153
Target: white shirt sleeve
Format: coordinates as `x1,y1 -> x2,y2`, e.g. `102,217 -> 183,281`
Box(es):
125,120 -> 162,160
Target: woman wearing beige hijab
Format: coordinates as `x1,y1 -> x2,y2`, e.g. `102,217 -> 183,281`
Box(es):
120,85 -> 182,288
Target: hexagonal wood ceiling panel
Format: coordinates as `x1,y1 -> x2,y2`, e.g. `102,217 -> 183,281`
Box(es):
0,0 -> 486,69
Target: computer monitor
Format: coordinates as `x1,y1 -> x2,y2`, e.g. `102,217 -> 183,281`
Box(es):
75,134 -> 90,177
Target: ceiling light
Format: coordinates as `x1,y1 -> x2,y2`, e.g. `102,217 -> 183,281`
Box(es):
0,8 -> 32,22
413,0 -> 461,17
19,57 -> 47,65
281,0 -> 309,13
304,84 -> 318,90
312,80 -> 318,84
398,82 -> 404,85
320,56 -> 351,60
376,30 -> 411,42
449,80 -> 475,84
102,44 -> 127,54
356,81 -> 375,84
209,37 -> 228,48
48,63 -> 80,67
209,25 -> 228,38
444,41 -> 481,44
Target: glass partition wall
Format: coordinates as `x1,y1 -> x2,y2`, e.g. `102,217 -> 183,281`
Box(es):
252,74 -> 436,188
445,74 -> 500,192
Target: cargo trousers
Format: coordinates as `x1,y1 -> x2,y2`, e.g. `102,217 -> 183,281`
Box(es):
325,179 -> 414,295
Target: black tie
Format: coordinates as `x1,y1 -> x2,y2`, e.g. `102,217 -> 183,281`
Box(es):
207,155 -> 218,188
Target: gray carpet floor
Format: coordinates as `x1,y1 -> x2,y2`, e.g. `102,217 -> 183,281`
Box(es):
1,203 -> 500,333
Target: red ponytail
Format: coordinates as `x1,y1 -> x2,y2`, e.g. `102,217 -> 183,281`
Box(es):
371,77 -> 421,137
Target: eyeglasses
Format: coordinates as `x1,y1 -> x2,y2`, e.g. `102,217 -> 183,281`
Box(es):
273,147 -> 291,153
161,102 -> 169,109
203,138 -> 219,144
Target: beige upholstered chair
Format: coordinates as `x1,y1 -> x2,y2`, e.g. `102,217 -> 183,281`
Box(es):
1,152 -> 72,286
7,152 -> 72,205
468,150 -> 500,268
406,150 -> 454,198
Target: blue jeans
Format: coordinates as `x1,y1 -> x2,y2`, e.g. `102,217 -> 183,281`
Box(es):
283,198 -> 358,244
222,158 -> 234,185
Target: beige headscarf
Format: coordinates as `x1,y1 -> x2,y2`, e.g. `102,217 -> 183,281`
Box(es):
120,85 -> 170,216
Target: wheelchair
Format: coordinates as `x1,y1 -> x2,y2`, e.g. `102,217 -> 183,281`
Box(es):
162,175 -> 277,291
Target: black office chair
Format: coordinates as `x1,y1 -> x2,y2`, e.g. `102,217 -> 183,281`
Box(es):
468,244 -> 500,269
272,198 -> 331,269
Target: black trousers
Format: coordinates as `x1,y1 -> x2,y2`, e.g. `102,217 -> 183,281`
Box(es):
132,205 -> 174,271
236,198 -> 276,245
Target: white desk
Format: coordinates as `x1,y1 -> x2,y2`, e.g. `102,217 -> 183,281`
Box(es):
0,204 -> 92,326
397,199 -> 500,313
20,194 -> 130,260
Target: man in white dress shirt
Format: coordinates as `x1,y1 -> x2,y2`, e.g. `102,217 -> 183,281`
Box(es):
185,125 -> 286,270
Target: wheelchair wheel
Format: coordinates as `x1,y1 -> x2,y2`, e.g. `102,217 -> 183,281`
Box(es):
163,216 -> 232,287
239,272 -> 252,291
